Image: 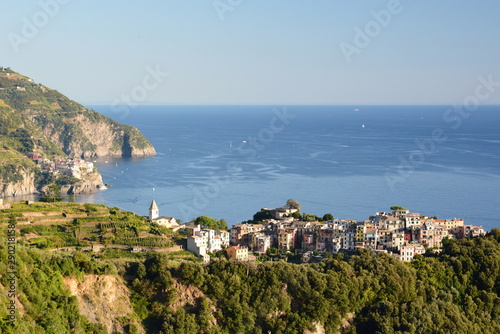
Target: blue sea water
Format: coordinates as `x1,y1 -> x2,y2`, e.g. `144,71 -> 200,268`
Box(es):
76,105 -> 500,231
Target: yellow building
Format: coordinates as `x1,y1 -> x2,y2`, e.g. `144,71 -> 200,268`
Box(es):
226,246 -> 248,261
152,216 -> 178,228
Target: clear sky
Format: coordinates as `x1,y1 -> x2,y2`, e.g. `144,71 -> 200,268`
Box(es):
2,0 -> 500,105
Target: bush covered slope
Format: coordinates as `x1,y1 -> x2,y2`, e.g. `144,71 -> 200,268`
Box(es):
128,233 -> 500,334
1,222 -> 498,333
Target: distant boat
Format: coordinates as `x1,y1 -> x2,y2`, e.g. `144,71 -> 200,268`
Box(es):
353,108 -> 360,111
362,124 -> 365,128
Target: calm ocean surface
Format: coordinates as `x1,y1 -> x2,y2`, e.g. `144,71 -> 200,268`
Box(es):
76,105 -> 500,231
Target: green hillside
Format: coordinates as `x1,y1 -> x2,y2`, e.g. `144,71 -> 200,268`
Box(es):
1,201 -> 499,333
0,201 -> 182,251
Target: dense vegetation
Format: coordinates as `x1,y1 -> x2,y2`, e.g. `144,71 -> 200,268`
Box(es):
1,202 -> 499,333
194,216 -> 228,231
0,242 -> 113,333
127,231 -> 500,334
1,199 -> 499,333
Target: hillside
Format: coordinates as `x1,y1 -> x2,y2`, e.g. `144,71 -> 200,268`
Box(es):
0,201 -> 183,251
0,67 -> 156,197
1,200 -> 499,333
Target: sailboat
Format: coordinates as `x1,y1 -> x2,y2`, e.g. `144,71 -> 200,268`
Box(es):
362,124 -> 365,128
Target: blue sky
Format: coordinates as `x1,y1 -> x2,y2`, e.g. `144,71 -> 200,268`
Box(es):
2,0 -> 500,105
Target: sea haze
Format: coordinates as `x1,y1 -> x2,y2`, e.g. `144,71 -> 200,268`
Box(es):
78,105 -> 500,231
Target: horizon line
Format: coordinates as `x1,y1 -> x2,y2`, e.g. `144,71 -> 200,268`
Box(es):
83,103 -> 500,107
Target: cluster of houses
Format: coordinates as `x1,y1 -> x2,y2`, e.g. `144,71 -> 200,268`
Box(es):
145,200 -> 486,262
26,153 -> 95,180
178,203 -> 485,262
228,206 -> 485,262
148,200 -> 251,262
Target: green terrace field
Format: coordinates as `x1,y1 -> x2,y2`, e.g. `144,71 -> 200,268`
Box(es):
0,201 -> 191,256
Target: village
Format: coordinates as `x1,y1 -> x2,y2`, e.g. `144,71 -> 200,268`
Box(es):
147,200 -> 486,263
26,152 -> 101,185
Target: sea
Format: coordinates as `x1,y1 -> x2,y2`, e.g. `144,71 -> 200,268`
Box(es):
64,105 -> 500,230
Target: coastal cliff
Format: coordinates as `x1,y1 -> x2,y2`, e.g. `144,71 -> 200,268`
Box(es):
0,164 -> 36,197
35,109 -> 157,158
0,67 -> 156,196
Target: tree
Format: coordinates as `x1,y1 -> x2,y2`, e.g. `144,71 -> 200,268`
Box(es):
253,210 -> 271,222
286,199 -> 301,211
194,216 -> 227,230
323,213 -> 334,221
487,228 -> 500,242
219,219 -> 228,230
390,206 -> 407,211
302,213 -> 320,222
40,184 -> 63,202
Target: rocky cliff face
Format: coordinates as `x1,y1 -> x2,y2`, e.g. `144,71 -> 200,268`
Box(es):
0,168 -> 36,197
69,171 -> 104,194
37,112 -> 157,158
53,171 -> 105,195
64,275 -> 144,334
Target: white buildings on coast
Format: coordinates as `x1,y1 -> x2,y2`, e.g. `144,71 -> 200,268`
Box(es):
26,153 -> 95,180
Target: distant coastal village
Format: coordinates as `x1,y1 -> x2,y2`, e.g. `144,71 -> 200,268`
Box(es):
147,199 -> 486,263
24,153 -> 107,192
27,153 -> 96,182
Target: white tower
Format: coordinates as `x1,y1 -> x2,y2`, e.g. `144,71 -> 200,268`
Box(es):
149,200 -> 159,220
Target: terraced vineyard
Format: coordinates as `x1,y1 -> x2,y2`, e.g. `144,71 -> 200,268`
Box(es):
0,201 -> 182,252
